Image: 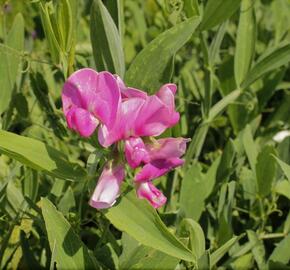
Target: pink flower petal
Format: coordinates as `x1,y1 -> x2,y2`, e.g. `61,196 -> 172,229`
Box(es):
66,108 -> 99,137
98,98 -> 145,147
125,137 -> 150,168
135,93 -> 180,137
136,182 -> 167,208
62,69 -> 121,137
89,163 -> 125,209
93,71 -> 121,128
146,138 -> 190,160
135,158 -> 184,182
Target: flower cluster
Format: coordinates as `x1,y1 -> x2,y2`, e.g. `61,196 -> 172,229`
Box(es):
62,68 -> 189,209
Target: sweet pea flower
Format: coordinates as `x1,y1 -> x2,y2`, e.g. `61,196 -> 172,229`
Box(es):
98,80 -> 180,147
126,137 -> 189,208
125,138 -> 189,182
62,69 -> 188,209
136,182 -> 167,208
62,68 -> 121,137
89,162 -> 125,209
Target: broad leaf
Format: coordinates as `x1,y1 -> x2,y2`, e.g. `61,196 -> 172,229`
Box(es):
125,16 -> 200,93
275,157 -> 290,182
119,233 -> 179,270
41,198 -> 98,269
0,130 -> 86,181
256,145 -> 277,197
180,158 -> 220,220
269,233 -> 290,265
178,218 -> 205,259
105,190 -> 195,262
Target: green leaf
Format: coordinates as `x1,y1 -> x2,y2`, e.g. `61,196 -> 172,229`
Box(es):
275,180 -> 290,200
200,0 -> 241,31
180,158 -> 220,220
256,145 -> 277,197
119,233 -> 179,270
210,236 -> 239,267
216,140 -> 236,184
104,190 -> 195,262
90,0 -> 125,77
30,72 -> 67,139
247,230 -> 266,269
269,233 -> 290,265
0,130 -> 86,181
275,157 -> 290,182
38,2 -> 62,63
242,43 -> 290,88
234,0 -> 256,86
0,13 -> 24,114
41,198 -> 98,270
241,125 -> 258,173
57,0 -> 73,51
125,16 -> 201,93
178,218 -> 205,259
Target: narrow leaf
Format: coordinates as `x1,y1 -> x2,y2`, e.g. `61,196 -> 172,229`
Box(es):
125,16 -> 201,93
242,43 -> 290,88
90,0 -> 125,77
210,236 -> 239,267
200,0 -> 241,31
234,0 -> 256,86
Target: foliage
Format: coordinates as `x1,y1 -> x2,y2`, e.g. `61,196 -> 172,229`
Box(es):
1,0 -> 290,269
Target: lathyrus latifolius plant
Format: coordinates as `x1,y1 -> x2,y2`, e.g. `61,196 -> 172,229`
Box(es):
62,68 -> 189,208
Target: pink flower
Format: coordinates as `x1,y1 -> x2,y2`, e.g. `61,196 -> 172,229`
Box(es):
128,137 -> 190,182
89,162 -> 125,209
98,80 -> 180,147
125,137 -> 150,168
136,182 -> 167,208
62,68 -> 121,137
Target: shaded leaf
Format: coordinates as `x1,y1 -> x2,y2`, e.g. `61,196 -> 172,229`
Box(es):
41,198 -> 98,269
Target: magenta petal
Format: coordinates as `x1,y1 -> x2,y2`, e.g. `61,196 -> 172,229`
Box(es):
156,83 -> 180,125
136,182 -> 167,208
66,108 -> 99,137
98,97 -> 145,147
146,138 -> 190,160
125,137 -> 150,168
62,69 -> 121,137
135,96 -> 170,136
89,163 -> 125,209
122,87 -> 148,99
62,68 -> 99,116
93,71 -> 121,127
135,158 -> 184,182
